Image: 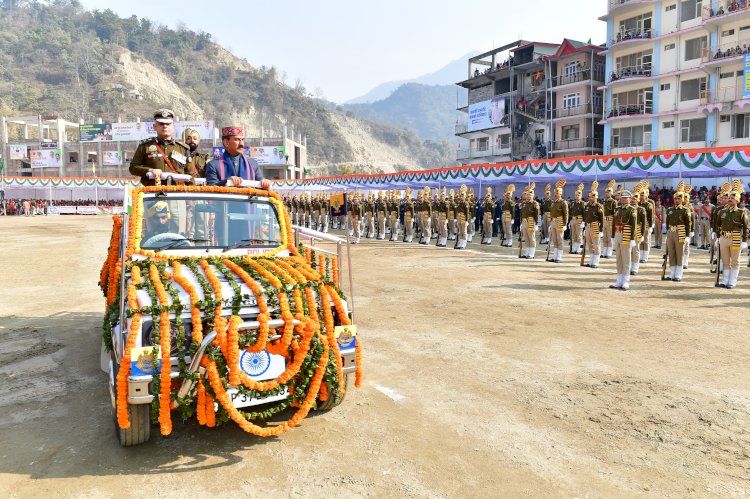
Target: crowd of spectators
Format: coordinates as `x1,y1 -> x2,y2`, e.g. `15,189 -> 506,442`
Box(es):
713,43 -> 750,61
1,198 -> 122,215
708,1 -> 749,18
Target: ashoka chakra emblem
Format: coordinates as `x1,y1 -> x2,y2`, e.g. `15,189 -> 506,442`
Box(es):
239,350 -> 271,377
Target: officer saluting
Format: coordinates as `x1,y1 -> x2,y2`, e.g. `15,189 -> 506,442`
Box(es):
130,109 -> 197,185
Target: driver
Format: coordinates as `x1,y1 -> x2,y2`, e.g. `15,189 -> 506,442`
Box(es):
143,201 -> 178,242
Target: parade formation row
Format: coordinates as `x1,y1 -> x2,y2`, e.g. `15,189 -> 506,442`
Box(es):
282,179 -> 749,291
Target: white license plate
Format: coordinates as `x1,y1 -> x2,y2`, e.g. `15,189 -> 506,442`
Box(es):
228,387 -> 289,409
226,350 -> 288,409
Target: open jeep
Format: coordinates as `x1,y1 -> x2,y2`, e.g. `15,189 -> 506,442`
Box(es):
99,174 -> 360,446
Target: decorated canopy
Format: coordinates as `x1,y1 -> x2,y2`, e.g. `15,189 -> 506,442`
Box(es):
274,147 -> 750,191
0,176 -> 136,201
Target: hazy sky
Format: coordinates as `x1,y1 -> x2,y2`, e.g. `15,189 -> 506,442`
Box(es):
78,0 -> 606,103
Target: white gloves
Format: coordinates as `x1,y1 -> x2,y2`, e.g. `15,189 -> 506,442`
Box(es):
639,238 -> 644,243
690,232 -> 695,238
742,242 -> 748,250
598,233 -> 603,239
684,237 -> 690,245
648,227 -> 653,235
629,240 -> 636,248
580,223 -> 585,230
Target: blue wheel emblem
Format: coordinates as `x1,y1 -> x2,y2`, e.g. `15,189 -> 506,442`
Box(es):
239,350 -> 271,377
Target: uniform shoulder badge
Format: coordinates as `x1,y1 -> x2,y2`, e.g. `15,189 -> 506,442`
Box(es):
174,139 -> 189,150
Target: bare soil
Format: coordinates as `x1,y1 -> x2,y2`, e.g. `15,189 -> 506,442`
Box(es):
1,216 -> 748,498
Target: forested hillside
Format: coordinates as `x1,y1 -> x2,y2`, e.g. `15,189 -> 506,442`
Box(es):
0,0 -> 453,171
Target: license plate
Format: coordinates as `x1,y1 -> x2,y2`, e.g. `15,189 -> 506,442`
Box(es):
226,350 -> 287,409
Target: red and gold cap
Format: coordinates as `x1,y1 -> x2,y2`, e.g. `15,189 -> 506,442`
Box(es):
221,126 -> 244,138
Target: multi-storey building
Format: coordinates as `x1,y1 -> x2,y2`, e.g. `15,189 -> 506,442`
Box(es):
455,39 -> 606,165
600,0 -> 750,155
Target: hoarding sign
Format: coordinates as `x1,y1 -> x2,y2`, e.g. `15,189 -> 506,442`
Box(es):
9,144 -> 28,160
744,54 -> 750,99
80,123 -> 112,142
30,149 -> 63,168
103,150 -> 123,166
249,146 -> 287,165
467,97 -> 506,132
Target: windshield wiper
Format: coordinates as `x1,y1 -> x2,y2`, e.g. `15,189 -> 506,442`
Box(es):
159,238 -> 209,250
222,238 -> 278,252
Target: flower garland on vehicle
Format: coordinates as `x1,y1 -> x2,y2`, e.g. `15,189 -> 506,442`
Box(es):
102,184 -> 362,438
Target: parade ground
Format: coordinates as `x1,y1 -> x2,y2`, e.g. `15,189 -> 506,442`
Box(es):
1,216 -> 748,497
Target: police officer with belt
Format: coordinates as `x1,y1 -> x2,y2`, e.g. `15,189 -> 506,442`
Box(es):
130,109 -> 197,186
182,127 -> 209,178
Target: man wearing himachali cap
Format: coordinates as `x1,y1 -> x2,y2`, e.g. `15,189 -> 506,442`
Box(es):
205,126 -> 272,190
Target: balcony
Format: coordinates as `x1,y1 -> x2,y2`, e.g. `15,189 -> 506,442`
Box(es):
549,103 -> 604,120
457,144 -> 512,161
550,69 -> 606,89
701,43 -> 750,68
550,137 -> 603,152
609,28 -> 654,48
607,65 -> 652,85
605,103 -> 654,119
605,0 -> 658,16
455,115 -> 510,136
698,86 -> 748,112
610,143 -> 652,154
702,1 -> 750,24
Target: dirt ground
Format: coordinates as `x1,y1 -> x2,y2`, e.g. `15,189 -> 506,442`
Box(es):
1,216 -> 749,498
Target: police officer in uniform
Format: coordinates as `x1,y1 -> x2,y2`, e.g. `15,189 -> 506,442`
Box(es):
718,180 -> 749,288
610,189 -> 637,291
653,197 -> 666,249
375,191 -> 387,240
500,186 -> 515,247
547,179 -> 569,263
182,127 -> 209,178
519,183 -> 540,259
388,190 -> 400,241
481,187 -> 495,245
601,179 -> 617,258
130,109 -> 197,186
664,182 -> 691,282
454,184 -> 471,250
583,181 -> 604,268
698,197 -> 714,249
419,186 -> 433,244
435,187 -> 449,247
569,183 -> 586,254
467,189 -> 477,243
681,185 -> 696,269
540,184 -> 552,244
638,181 -> 655,263
629,184 -> 647,276
402,187 -> 415,242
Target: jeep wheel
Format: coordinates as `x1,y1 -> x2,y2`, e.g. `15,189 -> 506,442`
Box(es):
317,373 -> 350,411
111,354 -> 151,446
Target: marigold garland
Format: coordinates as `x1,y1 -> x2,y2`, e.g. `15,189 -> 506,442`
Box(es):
331,256 -> 339,287
116,265 -> 142,430
149,264 -> 173,436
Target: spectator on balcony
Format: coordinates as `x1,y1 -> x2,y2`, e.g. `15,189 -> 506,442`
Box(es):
474,68 -> 479,77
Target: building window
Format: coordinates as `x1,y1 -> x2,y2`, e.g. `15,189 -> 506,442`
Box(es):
664,43 -> 676,50
680,0 -> 702,22
720,115 -> 731,123
564,62 -> 577,77
499,134 -> 510,149
663,121 -> 675,128
562,93 -> 581,108
720,72 -> 735,79
721,29 -> 735,37
562,125 -> 580,140
731,114 -> 750,138
660,83 -> 671,91
680,77 -> 707,101
612,124 -> 652,148
684,36 -> 707,61
477,137 -> 489,152
680,118 -> 706,142
665,4 -> 676,11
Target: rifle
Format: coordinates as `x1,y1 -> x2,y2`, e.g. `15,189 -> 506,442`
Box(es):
715,241 -> 722,287
518,226 -> 524,257
661,252 -> 668,280
709,237 -> 716,273
580,224 -> 587,266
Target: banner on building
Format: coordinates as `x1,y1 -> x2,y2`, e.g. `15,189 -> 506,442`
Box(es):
9,144 -> 28,160
111,122 -> 150,142
249,146 -> 287,165
103,150 -> 123,166
83,120 -> 213,142
41,141 -> 58,150
176,120 -> 214,141
744,54 -> 750,99
80,123 -> 113,142
467,97 -> 506,132
30,149 -> 63,168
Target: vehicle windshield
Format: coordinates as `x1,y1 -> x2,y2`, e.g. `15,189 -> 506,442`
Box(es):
140,195 -> 283,250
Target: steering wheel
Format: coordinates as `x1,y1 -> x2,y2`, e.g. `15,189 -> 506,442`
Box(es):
142,232 -> 193,248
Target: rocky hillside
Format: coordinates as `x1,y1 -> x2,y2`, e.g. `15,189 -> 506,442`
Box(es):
0,1 -> 453,172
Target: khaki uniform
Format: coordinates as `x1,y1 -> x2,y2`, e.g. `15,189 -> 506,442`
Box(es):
653,203 -> 666,248
129,137 -> 197,186
718,205 -> 749,288
435,198 -> 449,247
403,197 -> 415,242
611,203 -> 637,290
548,198 -> 568,262
665,204 -> 690,280
454,194 -> 471,249
501,199 -> 514,246
375,195 -> 387,240
520,199 -> 540,258
630,203 -> 647,274
540,197 -> 552,243
481,196 -> 495,245
192,152 -> 210,178
388,196 -> 400,241
638,198 -> 655,262
569,199 -> 585,254
584,201 -> 604,267
698,202 -> 713,249
419,197 -> 433,244
602,196 -> 617,257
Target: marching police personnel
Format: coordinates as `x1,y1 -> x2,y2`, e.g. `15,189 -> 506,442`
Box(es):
664,181 -> 691,282
519,183 -> 540,259
375,191 -> 387,240
403,188 -> 416,242
602,180 -> 617,258
717,179 -> 749,289
388,190 -> 400,241
447,189 -> 457,241
540,184 -> 552,244
501,186 -> 515,247
547,179 -> 569,263
419,186 -> 433,244
583,181 -> 604,268
610,189 -> 637,291
653,197 -> 665,249
629,185 -> 647,276
350,192 -> 364,244
435,187 -> 449,247
454,184 -> 471,249
467,189 -> 476,243
638,181 -> 655,263
569,183 -> 586,254
130,109 -> 197,186
698,197 -> 714,249
481,187 -> 495,245
681,185 -> 696,269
